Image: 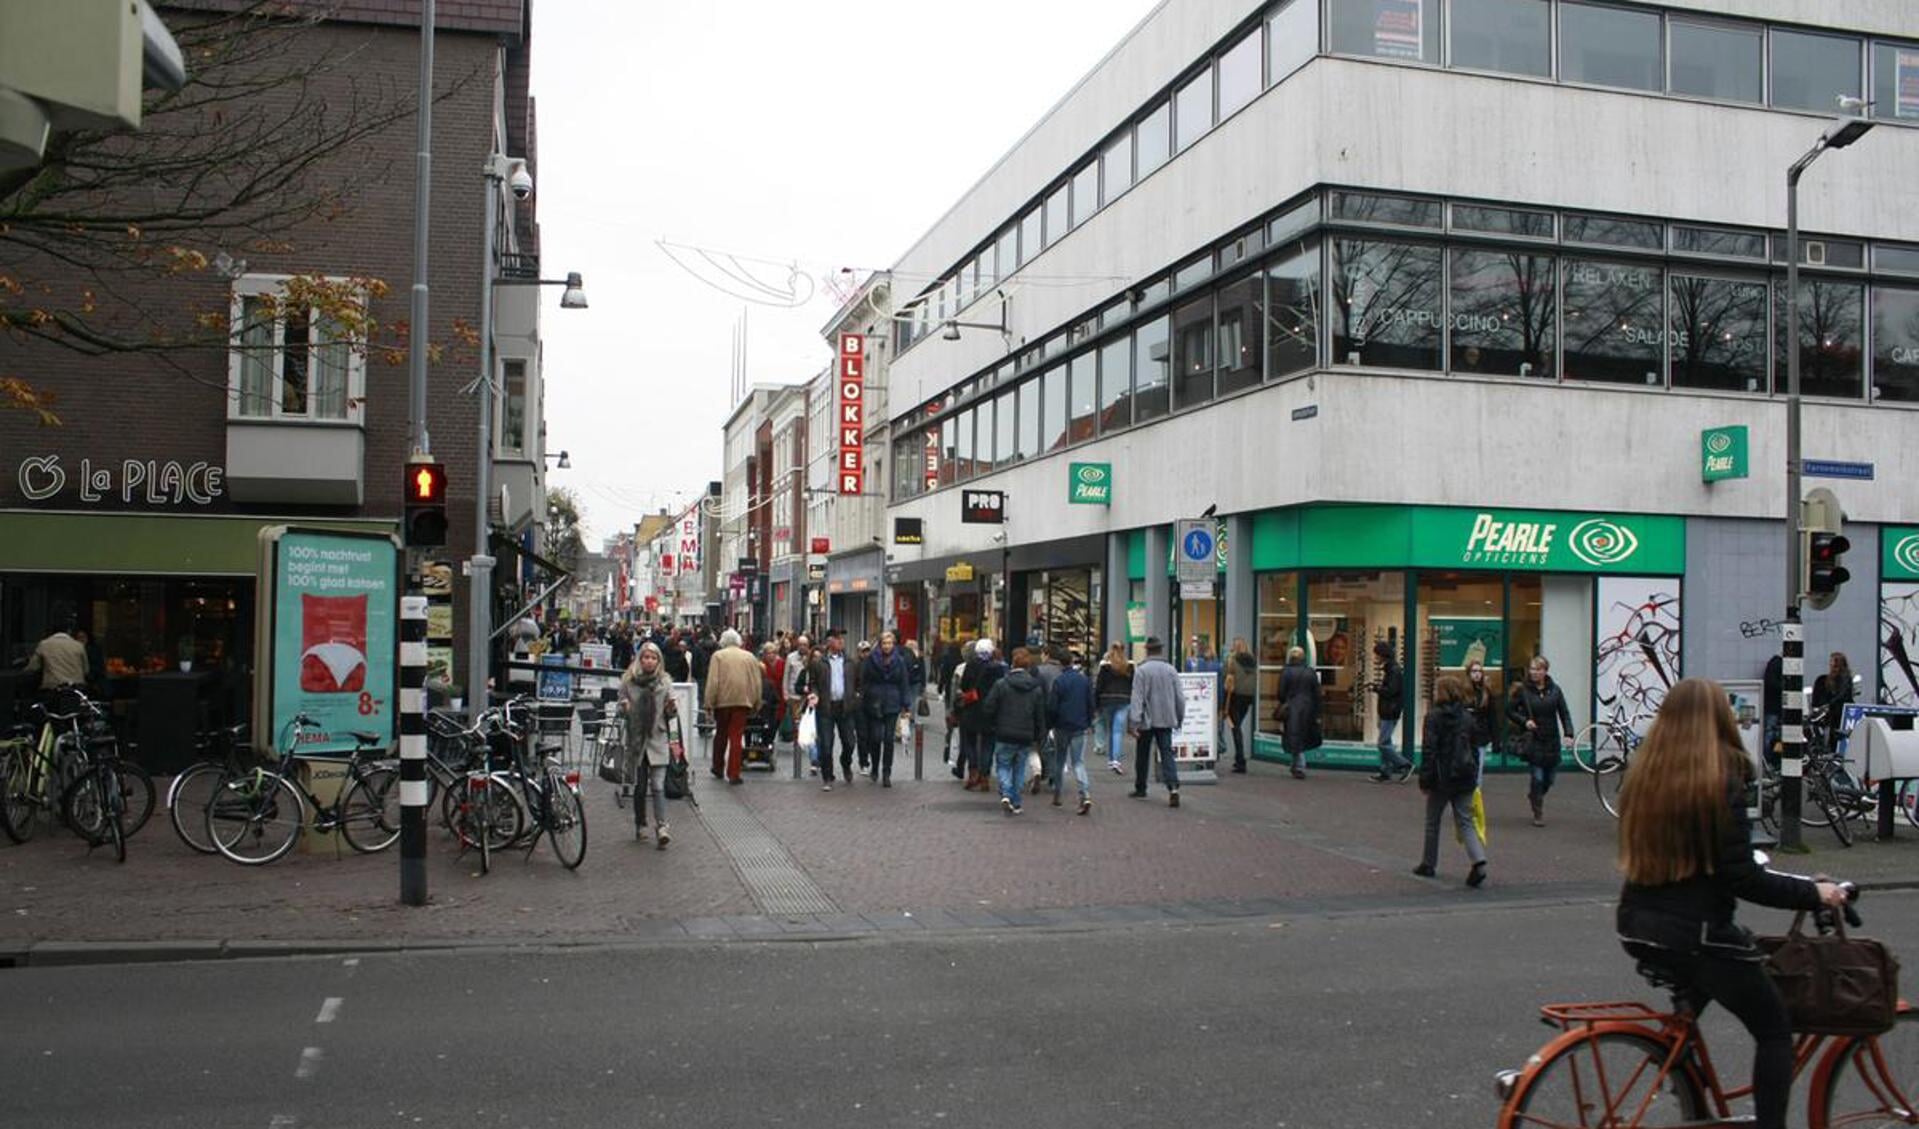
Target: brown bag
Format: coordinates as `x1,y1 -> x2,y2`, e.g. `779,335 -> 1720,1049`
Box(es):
1757,912 -> 1899,1036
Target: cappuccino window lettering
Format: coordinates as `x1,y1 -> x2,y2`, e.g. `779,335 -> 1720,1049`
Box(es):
1873,287 -> 1919,404
1669,275 -> 1768,393
1332,239 -> 1443,371
1450,249 -> 1557,377
1563,257 -> 1664,386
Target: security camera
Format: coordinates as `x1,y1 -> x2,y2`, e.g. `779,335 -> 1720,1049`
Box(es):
508,164 -> 533,201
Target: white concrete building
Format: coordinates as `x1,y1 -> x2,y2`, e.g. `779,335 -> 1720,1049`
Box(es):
880,0 -> 1919,766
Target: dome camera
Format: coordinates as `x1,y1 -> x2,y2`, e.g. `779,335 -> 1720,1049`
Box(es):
508,164 -> 533,201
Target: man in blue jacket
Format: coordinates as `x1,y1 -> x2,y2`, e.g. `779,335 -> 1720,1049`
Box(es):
1049,651 -> 1098,814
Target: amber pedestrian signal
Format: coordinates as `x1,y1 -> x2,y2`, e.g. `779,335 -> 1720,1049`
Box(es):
405,461 -> 448,547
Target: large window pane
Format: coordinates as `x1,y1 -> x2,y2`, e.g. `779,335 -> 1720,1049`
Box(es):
1562,259 -> 1664,386
1564,213 -> 1663,249
1669,275 -> 1769,392
1134,315 -> 1172,422
1016,379 -> 1040,460
1215,273 -> 1265,396
975,400 -> 996,471
1041,367 -> 1067,452
1328,0 -> 1438,63
1873,287 -> 1919,403
1218,28 -> 1263,119
1254,572 -> 1300,747
1071,163 -> 1099,229
1043,184 -> 1069,249
236,295 -> 273,417
1449,249 -> 1556,378
1330,190 -> 1442,227
954,407 -> 975,482
996,227 -> 1017,281
1019,209 -> 1041,266
1453,204 -> 1552,238
1772,29 -> 1861,113
1268,0 -> 1318,84
1871,42 -> 1919,123
1068,352 -> 1097,444
1098,336 -> 1132,433
1331,239 -> 1443,370
1265,240 -> 1321,379
1136,102 -> 1171,178
1560,1 -> 1661,91
1100,131 -> 1132,206
994,392 -> 1016,469
1173,295 -> 1215,409
1175,67 -> 1213,152
1775,279 -> 1865,399
938,417 -> 958,487
1450,0 -> 1549,77
1670,19 -> 1762,104
501,358 -> 528,452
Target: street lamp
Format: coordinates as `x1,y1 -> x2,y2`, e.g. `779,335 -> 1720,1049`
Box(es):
543,450 -> 571,470
1778,102 -> 1875,850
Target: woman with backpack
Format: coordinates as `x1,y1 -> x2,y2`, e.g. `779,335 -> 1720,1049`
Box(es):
1414,674 -> 1486,886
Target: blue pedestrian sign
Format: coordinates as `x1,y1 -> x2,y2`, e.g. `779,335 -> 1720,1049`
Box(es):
1175,519 -> 1215,584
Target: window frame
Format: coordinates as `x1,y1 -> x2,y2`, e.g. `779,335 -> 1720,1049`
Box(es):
1767,25 -> 1863,115
1666,13 -> 1765,107
1556,0 -> 1665,94
226,273 -> 366,425
1447,0 -> 1554,80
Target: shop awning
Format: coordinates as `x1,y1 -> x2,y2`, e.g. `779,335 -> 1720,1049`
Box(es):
0,512 -> 396,576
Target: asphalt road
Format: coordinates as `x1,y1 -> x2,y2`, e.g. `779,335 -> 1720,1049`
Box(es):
5,890 -> 1917,1129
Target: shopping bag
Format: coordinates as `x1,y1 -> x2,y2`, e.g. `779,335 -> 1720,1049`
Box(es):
796,707 -> 817,753
597,747 -> 623,785
896,713 -> 913,747
1024,747 -> 1043,781
1455,787 -> 1489,847
1758,912 -> 1899,1036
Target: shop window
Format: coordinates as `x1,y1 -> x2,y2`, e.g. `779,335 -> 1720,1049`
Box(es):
1173,295 -> 1215,409
1561,258 -> 1664,386
1871,41 -> 1919,123
1669,274 -> 1769,393
1771,29 -> 1861,113
1254,572 -> 1300,748
1774,279 -> 1865,399
1872,287 -> 1919,403
1068,352 -> 1098,443
1331,238 -> 1443,371
1449,248 -> 1556,377
1265,239 -> 1322,380
1670,18 -> 1763,104
1327,0 -> 1438,63
229,275 -> 360,422
1174,66 -> 1213,152
954,407 -> 975,482
938,417 -> 958,488
1100,130 -> 1133,206
1564,213 -> 1663,250
1215,273 -> 1264,397
1016,378 -> 1040,459
1507,574 -> 1543,698
1018,209 -> 1042,267
1330,190 -> 1443,228
1134,315 -> 1172,421
1305,571 -> 1405,747
1098,335 -> 1133,432
1560,1 -> 1662,91
1071,162 -> 1099,230
1217,26 -> 1263,119
1042,366 -> 1068,452
1043,184 -> 1069,250
1268,0 -> 1317,85
1136,101 -> 1171,179
1414,572 -> 1507,726
1450,0 -> 1549,77
994,391 -> 1016,470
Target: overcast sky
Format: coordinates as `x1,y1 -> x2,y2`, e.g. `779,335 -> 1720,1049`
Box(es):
532,0 -> 1163,548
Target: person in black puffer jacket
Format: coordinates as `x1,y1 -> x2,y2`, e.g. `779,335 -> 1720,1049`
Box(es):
1508,654 -> 1575,826
1616,678 -> 1845,1129
980,647 -> 1047,815
957,640 -> 1007,793
1413,674 -> 1487,886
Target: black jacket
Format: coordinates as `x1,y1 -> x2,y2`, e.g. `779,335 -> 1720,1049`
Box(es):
1374,657 -> 1403,721
1464,683 -> 1497,747
1617,779 -> 1823,956
1418,702 -> 1476,796
982,668 -> 1048,746
958,657 -> 1008,736
1508,676 -> 1575,766
1277,661 -> 1320,756
1094,664 -> 1133,706
663,645 -> 690,684
861,649 -> 912,717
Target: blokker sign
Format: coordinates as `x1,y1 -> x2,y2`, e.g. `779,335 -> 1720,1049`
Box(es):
838,334 -> 864,496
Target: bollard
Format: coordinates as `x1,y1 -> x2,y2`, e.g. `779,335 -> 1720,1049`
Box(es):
914,717 -> 924,782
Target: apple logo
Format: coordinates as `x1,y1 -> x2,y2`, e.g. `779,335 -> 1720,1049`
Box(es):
18,455 -> 66,501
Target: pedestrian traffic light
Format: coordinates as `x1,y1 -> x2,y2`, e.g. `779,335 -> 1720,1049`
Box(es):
1799,487 -> 1848,611
404,461 -> 448,548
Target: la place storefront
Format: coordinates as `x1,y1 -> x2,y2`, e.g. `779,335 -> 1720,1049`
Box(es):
1228,503 -> 1685,770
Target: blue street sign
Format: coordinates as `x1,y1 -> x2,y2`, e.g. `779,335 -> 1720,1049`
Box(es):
1184,529 -> 1214,560
1803,459 -> 1874,481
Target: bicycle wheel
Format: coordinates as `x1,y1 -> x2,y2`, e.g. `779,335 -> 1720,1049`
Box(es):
338,769 -> 402,854
1571,723 -> 1625,775
2,748 -> 38,843
1595,755 -> 1630,819
1813,1013 -> 1919,1129
112,762 -> 155,839
447,775 -> 522,853
544,772 -> 587,870
207,772 -> 304,865
104,770 -> 125,863
167,763 -> 226,854
60,771 -> 108,845
1506,1030 -> 1709,1128
1809,774 -> 1854,848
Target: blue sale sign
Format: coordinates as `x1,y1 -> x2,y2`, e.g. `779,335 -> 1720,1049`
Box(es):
264,528 -> 399,756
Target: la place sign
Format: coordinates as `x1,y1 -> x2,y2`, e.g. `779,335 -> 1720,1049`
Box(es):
18,454 -> 225,505
838,333 -> 864,496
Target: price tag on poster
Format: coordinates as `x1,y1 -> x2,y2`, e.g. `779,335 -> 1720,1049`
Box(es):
1173,671 -> 1218,775
537,654 -> 573,702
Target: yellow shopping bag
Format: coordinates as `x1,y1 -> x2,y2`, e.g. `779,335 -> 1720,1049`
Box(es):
1454,787 -> 1490,849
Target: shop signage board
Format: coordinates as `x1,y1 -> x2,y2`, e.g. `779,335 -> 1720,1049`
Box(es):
1126,601 -> 1147,643
807,562 -> 827,581
893,517 -> 924,545
1172,672 -> 1217,769
837,333 -> 865,495
945,562 -> 976,583
257,527 -> 400,758
1068,462 -> 1112,505
1250,505 -> 1685,575
1175,519 -> 1216,584
1884,528 -> 1919,582
961,490 -> 1005,524
1701,426 -> 1748,482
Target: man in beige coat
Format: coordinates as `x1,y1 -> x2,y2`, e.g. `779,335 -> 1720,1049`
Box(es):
703,629 -> 761,783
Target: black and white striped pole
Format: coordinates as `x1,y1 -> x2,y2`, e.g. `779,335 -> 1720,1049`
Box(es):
1778,615 -> 1805,850
400,593 -> 429,903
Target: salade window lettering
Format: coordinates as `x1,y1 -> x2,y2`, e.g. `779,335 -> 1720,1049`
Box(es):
17,456 -> 226,505
1562,258 -> 1664,386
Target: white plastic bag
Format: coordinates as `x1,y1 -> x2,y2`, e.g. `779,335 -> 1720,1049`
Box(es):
796,707 -> 817,762
1025,747 -> 1043,782
896,713 -> 912,747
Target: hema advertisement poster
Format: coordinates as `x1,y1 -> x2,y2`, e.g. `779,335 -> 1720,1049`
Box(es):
268,529 -> 399,755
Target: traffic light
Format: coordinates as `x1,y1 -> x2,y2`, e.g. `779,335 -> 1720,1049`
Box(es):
404,461 -> 448,548
1799,487 -> 1849,611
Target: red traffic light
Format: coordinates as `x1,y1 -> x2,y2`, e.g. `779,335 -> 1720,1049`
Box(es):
408,462 -> 446,504
1810,533 -> 1850,563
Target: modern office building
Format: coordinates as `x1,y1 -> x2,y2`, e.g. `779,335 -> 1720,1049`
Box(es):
880,0 -> 1919,765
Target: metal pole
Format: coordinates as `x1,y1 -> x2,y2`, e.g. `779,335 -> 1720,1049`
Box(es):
469,164 -> 500,727
406,0 -> 435,458
398,0 -> 435,907
1780,153 -> 1812,851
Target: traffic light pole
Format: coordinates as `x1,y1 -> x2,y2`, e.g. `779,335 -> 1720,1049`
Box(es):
1779,145 -> 1817,852
468,159 -> 501,728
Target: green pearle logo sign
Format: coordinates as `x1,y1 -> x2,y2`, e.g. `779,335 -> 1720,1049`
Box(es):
1702,425 -> 1748,482
1885,528 -> 1919,581
1069,462 -> 1111,505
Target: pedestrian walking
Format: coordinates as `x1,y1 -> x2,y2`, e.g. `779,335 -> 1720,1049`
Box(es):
1369,640 -> 1413,783
1033,645 -> 1064,794
1128,636 -> 1184,807
1049,650 -> 1097,814
982,647 -> 1048,815
1461,658 -> 1496,843
861,631 -> 912,786
806,630 -> 862,789
1094,643 -> 1132,774
702,629 -> 760,785
957,640 -> 1007,792
1413,674 -> 1487,886
1509,655 -> 1575,826
619,641 -> 674,848
1276,645 -> 1319,779
1810,650 -> 1856,716
1223,637 -> 1257,774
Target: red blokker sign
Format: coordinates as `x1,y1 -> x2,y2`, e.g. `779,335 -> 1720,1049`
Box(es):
838,333 -> 864,495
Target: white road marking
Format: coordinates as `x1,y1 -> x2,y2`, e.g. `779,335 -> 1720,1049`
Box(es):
342,958 -> 359,967
295,1046 -> 324,1080
315,997 -> 342,1024
268,1116 -> 298,1128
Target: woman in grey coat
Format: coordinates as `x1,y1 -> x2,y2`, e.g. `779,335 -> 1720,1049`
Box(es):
621,640 -> 675,848
1277,646 -> 1320,780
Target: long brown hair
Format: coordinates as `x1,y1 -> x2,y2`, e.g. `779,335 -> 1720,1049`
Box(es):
1105,642 -> 1132,678
1618,678 -> 1750,885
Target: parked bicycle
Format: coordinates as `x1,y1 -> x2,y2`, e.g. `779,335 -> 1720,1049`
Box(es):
1,689 -> 153,847
1582,717 -> 1646,818
204,714 -> 399,865
59,706 -> 153,863
168,722 -> 253,854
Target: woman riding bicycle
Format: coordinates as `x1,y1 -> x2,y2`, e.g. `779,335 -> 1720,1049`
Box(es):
1616,677 -> 1847,1129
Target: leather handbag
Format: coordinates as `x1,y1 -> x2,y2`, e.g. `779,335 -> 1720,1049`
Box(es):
1758,912 -> 1900,1036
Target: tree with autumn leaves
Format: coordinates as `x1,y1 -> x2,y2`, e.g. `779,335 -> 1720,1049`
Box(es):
0,1 -> 481,425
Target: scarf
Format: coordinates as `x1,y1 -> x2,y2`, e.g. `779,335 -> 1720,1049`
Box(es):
629,669 -> 663,747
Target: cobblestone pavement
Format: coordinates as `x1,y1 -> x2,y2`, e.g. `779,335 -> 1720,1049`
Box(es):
1,739 -> 1912,957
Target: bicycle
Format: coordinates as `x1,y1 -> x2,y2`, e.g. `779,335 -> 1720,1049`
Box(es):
60,718 -> 144,862
1,690 -> 153,845
204,714 -> 400,865
168,722 -> 252,854
489,708 -> 587,870
1493,888 -> 1915,1128
1572,715 -> 1644,778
